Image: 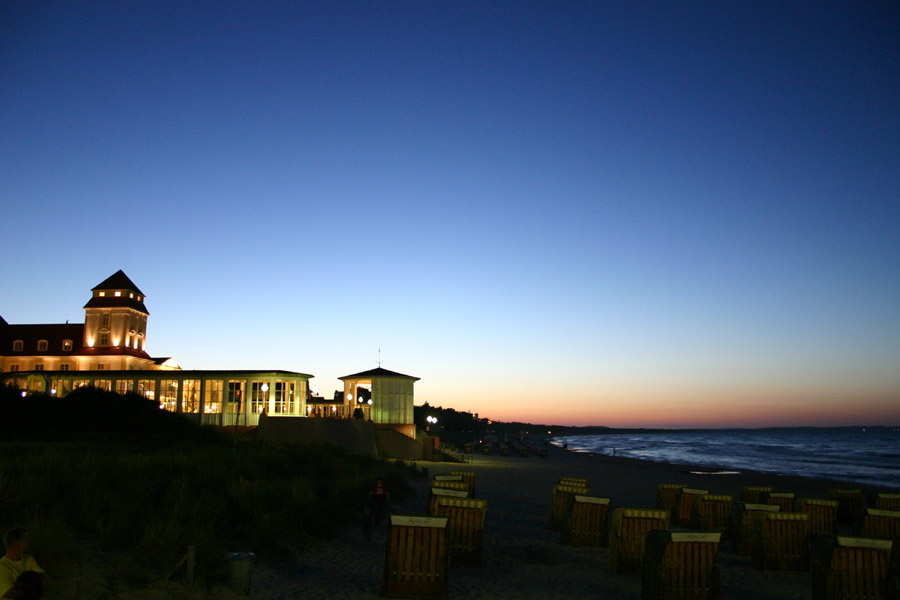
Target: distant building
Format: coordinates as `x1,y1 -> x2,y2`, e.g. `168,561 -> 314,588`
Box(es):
1,271 -> 419,436
0,270 -> 311,427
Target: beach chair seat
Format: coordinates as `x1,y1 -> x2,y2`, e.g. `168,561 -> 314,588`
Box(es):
799,498 -> 839,536
548,482 -> 589,530
811,535 -> 897,600
751,512 -> 810,571
561,495 -> 610,547
426,487 -> 469,516
434,497 -> 488,565
697,495 -> 733,534
731,503 -> 780,555
874,493 -> 900,512
740,486 -> 774,504
829,489 -> 864,526
762,491 -> 796,513
382,515 -> 449,599
675,488 -> 709,527
641,530 -> 722,600
609,508 -> 671,574
657,484 -> 686,511
449,470 -> 477,495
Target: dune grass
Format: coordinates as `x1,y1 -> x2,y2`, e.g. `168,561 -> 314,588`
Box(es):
0,385 -> 421,585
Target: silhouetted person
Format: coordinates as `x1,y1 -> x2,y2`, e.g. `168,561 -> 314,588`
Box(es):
362,478 -> 391,541
1,527 -> 45,599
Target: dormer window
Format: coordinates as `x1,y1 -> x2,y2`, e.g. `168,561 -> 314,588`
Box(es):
37,340 -> 48,352
12,340 -> 23,352
114,291 -> 121,297
99,291 -> 105,297
62,339 -> 73,351
137,296 -> 142,301
129,292 -> 134,298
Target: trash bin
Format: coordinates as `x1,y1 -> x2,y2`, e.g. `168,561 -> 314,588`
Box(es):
225,552 -> 255,595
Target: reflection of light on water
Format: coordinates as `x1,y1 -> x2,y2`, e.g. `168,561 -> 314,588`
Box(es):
689,471 -> 741,476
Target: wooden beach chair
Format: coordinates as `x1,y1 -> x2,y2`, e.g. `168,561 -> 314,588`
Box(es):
432,474 -> 463,485
609,508 -> 671,574
430,479 -> 468,494
740,486 -> 774,504
449,470 -> 477,495
862,508 -> 900,557
434,497 -> 488,565
751,512 -> 810,571
426,487 -> 469,516
657,484 -> 686,511
732,503 -> 780,555
561,495 -> 611,547
829,489 -> 864,525
548,482 -> 589,530
762,491 -> 795,513
874,493 -> 900,512
675,488 -> 709,527
641,530 -> 722,600
559,476 -> 590,488
382,515 -> 449,599
799,498 -> 839,536
811,536 -> 896,600
697,495 -> 733,534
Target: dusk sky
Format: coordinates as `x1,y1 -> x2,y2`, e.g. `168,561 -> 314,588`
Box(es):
2,2 -> 898,428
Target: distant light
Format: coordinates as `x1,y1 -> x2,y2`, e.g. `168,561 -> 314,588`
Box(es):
332,406 -> 337,412
261,383 -> 269,392
346,393 -> 353,401
367,399 -> 373,405
21,391 -> 26,397
50,388 -> 56,395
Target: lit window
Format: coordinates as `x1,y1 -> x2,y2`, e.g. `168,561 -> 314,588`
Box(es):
62,340 -> 73,351
37,340 -> 48,352
13,340 -> 23,351
137,296 -> 142,301
129,293 -> 134,298
99,292 -> 105,297
114,291 -> 121,297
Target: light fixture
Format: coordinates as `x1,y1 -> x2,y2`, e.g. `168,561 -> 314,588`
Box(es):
367,399 -> 373,405
332,405 -> 337,412
261,383 -> 269,392
346,393 -> 353,401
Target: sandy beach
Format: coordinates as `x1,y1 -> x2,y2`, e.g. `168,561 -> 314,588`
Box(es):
44,443 -> 891,600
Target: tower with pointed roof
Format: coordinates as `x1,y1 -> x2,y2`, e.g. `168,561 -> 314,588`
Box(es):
83,270 -> 151,359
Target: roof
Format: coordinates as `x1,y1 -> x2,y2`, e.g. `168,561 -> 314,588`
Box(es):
84,270 -> 149,313
92,270 -> 144,295
1,323 -> 86,356
339,367 -> 420,381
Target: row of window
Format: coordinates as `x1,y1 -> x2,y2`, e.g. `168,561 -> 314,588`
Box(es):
97,291 -> 142,301
10,339 -> 74,352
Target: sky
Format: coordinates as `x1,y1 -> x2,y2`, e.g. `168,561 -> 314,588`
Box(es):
1,2 -> 898,428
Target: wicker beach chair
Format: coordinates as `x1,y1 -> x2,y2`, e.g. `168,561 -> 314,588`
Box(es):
561,495 -> 611,547
874,493 -> 900,512
548,482 -> 589,530
430,478 -> 468,494
609,508 -> 671,574
862,508 -> 900,564
762,491 -> 795,513
426,486 -> 469,516
732,503 -> 780,555
449,470 -> 477,495
829,489 -> 864,525
697,495 -> 733,534
811,535 -> 897,600
559,476 -> 590,488
434,497 -> 488,565
751,512 -> 810,571
382,515 -> 449,599
799,498 -> 839,536
675,488 -> 709,527
657,484 -> 686,511
642,530 -> 722,600
740,486 -> 774,504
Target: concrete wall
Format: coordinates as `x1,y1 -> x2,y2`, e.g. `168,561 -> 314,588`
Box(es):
257,415 -> 379,457
375,428 -> 424,460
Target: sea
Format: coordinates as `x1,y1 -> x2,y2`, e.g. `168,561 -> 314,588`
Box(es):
551,427 -> 900,490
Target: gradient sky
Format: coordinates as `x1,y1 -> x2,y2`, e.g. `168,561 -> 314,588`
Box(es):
2,2 -> 898,428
